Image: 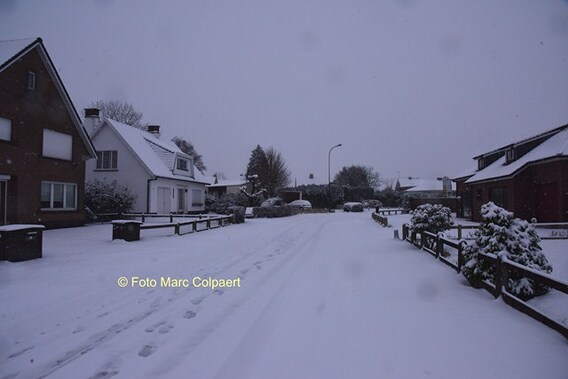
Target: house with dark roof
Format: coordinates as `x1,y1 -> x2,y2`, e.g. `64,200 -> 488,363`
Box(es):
454,124 -> 568,222
206,176 -> 250,197
0,38 -> 97,228
84,109 -> 209,213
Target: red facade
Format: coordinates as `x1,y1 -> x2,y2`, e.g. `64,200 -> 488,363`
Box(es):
456,159 -> 568,223
0,40 -> 96,228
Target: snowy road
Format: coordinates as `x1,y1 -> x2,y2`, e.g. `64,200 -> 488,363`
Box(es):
1,212 -> 567,378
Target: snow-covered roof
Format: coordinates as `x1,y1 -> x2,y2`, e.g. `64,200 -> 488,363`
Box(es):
466,127 -> 568,184
207,179 -> 248,188
0,38 -> 37,69
452,162 -> 478,181
96,117 -> 208,184
404,178 -> 455,192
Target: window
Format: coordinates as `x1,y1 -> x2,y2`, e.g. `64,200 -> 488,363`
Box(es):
192,189 -> 203,206
176,158 -> 188,171
489,187 -> 507,209
96,151 -> 118,170
0,117 -> 11,141
478,158 -> 486,170
43,129 -> 72,160
506,148 -> 516,163
41,182 -> 77,210
27,71 -> 36,91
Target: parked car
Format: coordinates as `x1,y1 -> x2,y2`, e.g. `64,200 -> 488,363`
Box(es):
343,202 -> 364,212
288,200 -> 312,209
261,197 -> 286,207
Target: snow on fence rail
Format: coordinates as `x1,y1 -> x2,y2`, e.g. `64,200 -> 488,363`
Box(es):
532,222 -> 568,240
112,215 -> 234,242
376,208 -> 408,216
401,223 -> 568,339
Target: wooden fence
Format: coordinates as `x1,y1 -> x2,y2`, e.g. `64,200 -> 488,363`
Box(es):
401,223 -> 568,339
112,215 -> 234,241
371,212 -> 389,227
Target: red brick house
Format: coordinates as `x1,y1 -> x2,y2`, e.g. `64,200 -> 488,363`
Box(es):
0,38 -> 97,228
454,124 -> 568,222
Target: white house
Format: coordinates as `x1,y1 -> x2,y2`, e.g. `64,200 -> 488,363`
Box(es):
84,108 -> 208,214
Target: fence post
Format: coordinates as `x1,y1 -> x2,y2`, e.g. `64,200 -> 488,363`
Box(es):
175,223 -> 180,235
402,224 -> 408,241
192,221 -> 197,232
142,214 -> 146,223
420,233 -> 426,250
436,235 -> 442,258
457,241 -> 464,273
170,214 -> 173,223
206,219 -> 211,229
457,224 -> 462,240
494,254 -> 503,298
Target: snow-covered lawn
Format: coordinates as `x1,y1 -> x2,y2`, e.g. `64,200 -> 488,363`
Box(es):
1,212 -> 567,378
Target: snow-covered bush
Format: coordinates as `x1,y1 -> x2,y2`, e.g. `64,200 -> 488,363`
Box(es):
212,193 -> 248,214
260,197 -> 285,207
85,179 -> 136,219
409,204 -> 453,235
253,205 -> 297,218
226,206 -> 245,224
462,202 -> 553,300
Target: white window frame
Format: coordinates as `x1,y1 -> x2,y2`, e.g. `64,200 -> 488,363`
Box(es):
27,71 -> 36,91
42,129 -> 73,161
176,158 -> 189,171
506,148 -> 516,163
0,117 -> 12,141
41,181 -> 77,210
96,150 -> 118,170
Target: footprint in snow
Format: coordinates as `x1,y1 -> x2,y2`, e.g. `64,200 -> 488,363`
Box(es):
191,296 -> 205,305
138,344 -> 157,357
145,321 -> 166,333
252,260 -> 263,265
240,269 -> 249,275
183,310 -> 196,319
2,373 -> 19,379
8,346 -> 34,358
256,265 -> 262,270
97,312 -> 109,318
158,324 -> 174,334
72,326 -> 85,334
214,289 -> 224,296
89,369 -> 120,379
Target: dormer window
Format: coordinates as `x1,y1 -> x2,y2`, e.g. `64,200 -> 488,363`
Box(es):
27,71 -> 36,91
506,148 -> 516,163
176,158 -> 188,171
478,158 -> 486,170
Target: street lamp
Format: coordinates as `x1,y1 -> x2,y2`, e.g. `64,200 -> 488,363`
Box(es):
328,143 -> 342,212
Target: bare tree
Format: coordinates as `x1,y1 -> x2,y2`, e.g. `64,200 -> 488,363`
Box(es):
263,147 -> 291,196
91,100 -> 144,128
171,136 -> 207,172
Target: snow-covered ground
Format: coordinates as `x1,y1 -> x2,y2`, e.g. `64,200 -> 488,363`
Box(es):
1,212 -> 567,378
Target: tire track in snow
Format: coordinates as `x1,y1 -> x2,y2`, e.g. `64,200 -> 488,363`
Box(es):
32,216 -> 318,378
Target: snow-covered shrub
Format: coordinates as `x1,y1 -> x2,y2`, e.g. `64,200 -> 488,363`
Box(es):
85,179 -> 136,219
253,205 -> 297,218
462,202 -> 553,300
226,206 -> 245,224
260,197 -> 285,207
409,204 -> 453,235
350,203 -> 364,212
212,193 -> 248,214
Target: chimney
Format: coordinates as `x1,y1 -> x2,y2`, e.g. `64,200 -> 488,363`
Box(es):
147,124 -> 160,138
83,108 -> 100,136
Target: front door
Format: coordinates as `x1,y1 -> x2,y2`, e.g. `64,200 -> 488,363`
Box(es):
535,183 -> 559,222
177,188 -> 186,213
157,187 -> 171,214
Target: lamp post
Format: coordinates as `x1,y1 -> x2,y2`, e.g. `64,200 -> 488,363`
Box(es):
328,143 -> 342,212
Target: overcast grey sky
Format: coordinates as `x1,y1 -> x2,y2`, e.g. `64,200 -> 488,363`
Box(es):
2,0 -> 568,184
